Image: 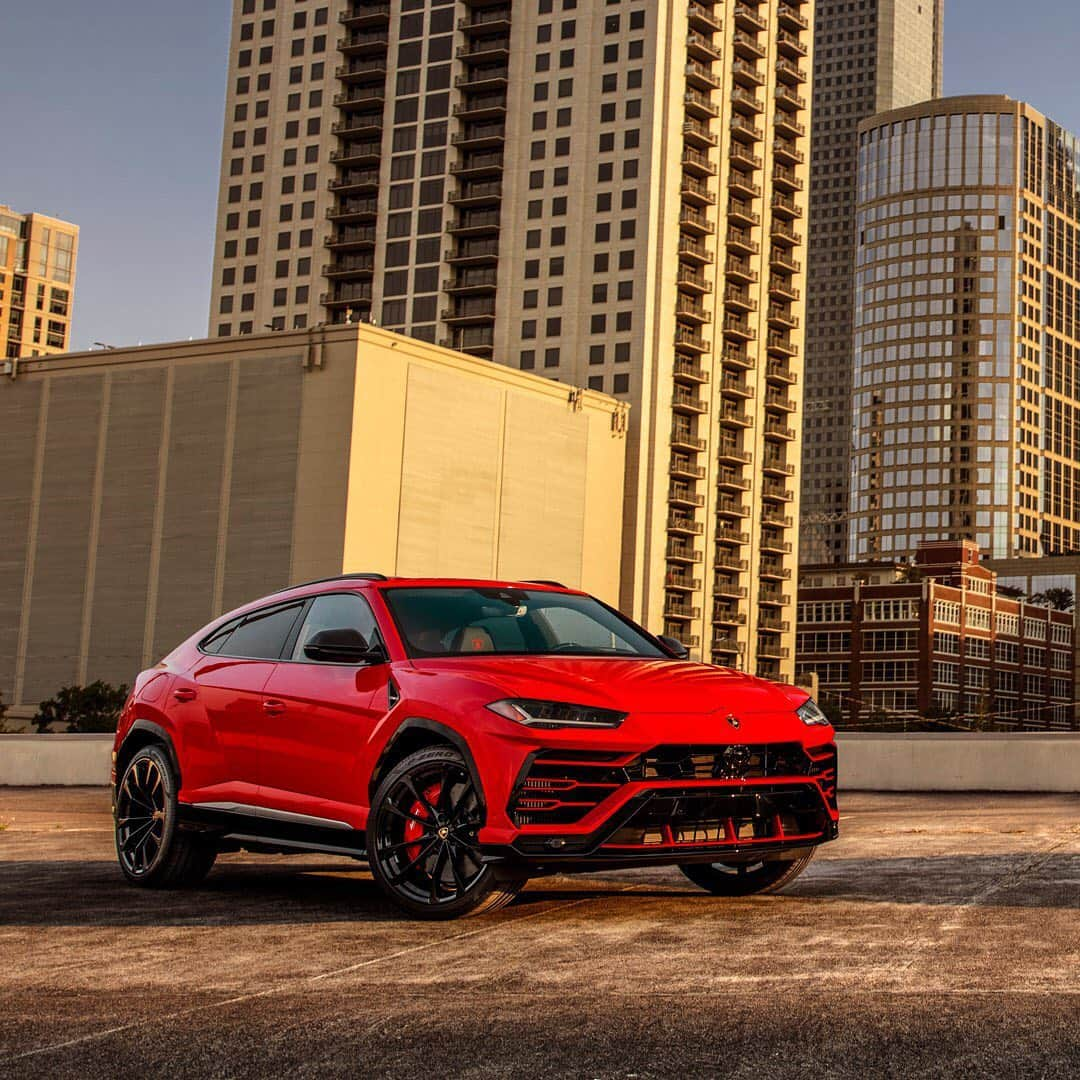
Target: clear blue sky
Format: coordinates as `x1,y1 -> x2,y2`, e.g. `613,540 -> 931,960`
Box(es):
0,0 -> 1078,352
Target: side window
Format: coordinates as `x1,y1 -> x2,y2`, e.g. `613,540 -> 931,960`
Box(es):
218,604 -> 304,659
291,593 -> 381,661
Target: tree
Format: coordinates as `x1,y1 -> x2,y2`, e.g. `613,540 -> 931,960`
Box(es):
0,689 -> 9,734
1029,587 -> 1074,612
33,682 -> 129,734
996,584 -> 1025,600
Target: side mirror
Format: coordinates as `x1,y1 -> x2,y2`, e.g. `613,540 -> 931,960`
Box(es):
303,628 -> 386,665
657,634 -> 690,660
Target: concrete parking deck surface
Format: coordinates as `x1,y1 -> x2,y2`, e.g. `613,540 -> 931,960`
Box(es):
0,788 -> 1077,1078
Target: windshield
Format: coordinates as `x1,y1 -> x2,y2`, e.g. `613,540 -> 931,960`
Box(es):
381,587 -> 669,659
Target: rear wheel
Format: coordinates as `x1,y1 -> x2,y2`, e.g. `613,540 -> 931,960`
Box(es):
369,746 -> 525,919
114,744 -> 217,888
679,850 -> 816,896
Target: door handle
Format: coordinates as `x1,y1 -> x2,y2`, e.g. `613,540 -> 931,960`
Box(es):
172,688 -> 197,703
263,699 -> 286,716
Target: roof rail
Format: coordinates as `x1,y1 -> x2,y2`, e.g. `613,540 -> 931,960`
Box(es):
521,579 -> 566,588
274,572 -> 388,595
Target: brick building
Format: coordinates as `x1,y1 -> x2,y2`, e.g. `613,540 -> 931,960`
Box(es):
797,540 -> 1075,730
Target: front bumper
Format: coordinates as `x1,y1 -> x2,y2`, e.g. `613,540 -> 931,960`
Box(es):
480,741 -> 838,871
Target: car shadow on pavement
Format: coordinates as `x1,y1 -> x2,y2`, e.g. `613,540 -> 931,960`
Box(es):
1,851 -> 1077,926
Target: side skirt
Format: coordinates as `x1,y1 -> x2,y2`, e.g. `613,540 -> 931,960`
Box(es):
178,802 -> 367,860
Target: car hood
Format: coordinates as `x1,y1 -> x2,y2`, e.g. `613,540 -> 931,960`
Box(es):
407,656 -> 804,716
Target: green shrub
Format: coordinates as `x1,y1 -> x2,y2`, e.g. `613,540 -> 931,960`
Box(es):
33,681 -> 130,734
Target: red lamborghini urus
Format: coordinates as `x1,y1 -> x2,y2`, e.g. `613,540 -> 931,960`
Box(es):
112,575 -> 838,918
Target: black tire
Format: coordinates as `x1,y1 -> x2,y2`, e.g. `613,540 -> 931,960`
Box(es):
114,744 -> 217,888
679,849 -> 816,897
368,745 -> 525,919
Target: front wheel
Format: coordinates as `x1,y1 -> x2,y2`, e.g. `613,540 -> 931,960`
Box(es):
368,746 -> 525,919
114,744 -> 217,888
679,850 -> 816,896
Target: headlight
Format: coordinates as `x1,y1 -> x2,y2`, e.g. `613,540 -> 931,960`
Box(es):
797,698 -> 831,727
487,698 -> 627,730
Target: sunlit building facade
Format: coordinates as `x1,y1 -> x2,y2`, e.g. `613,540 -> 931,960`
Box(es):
849,95 -> 1080,562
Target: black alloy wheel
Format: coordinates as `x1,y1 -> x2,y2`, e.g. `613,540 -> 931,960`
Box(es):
679,849 -> 816,896
114,744 -> 217,888
369,746 -> 524,919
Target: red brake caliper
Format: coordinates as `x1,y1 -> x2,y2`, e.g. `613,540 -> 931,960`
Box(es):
403,780 -> 443,862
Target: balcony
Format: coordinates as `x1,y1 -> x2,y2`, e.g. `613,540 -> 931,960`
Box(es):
666,570 -> 702,592
445,239 -> 500,265
456,37 -> 511,63
331,116 -> 383,139
757,643 -> 790,660
719,371 -> 753,398
761,481 -> 794,502
775,57 -> 807,84
717,442 -> 752,466
764,388 -> 796,412
449,180 -> 503,207
712,608 -> 747,627
778,3 -> 809,31
715,554 -> 749,573
722,313 -> 754,342
726,226 -> 759,256
731,114 -> 764,144
758,590 -> 790,607
777,29 -> 808,58
320,283 -> 372,307
683,118 -> 717,149
336,57 -> 388,84
760,558 -> 793,581
733,2 -> 767,32
441,298 -> 496,325
330,141 -> 381,167
446,210 -> 501,237
450,151 -> 505,178
669,482 -> 705,507
678,235 -> 711,265
675,294 -> 712,325
732,58 -> 765,88
774,110 -> 806,140
453,93 -> 508,121
730,143 -> 762,171
685,60 -> 720,92
680,175 -> 715,207
718,402 -> 751,428
441,326 -> 494,356
728,169 -> 761,199
773,138 -> 805,166
775,83 -> 807,111
327,197 -> 378,223
727,199 -> 759,228
767,303 -> 798,330
458,8 -> 512,34
773,164 -> 804,193
758,617 -> 791,634
680,206 -> 716,235
687,1 -> 722,33
670,455 -> 706,480
762,455 -> 795,477
716,496 -> 750,518
454,66 -> 509,91
666,539 -> 703,563
721,344 -> 754,370
771,192 -> 803,219
452,122 -> 506,150
665,509 -> 708,535
716,526 -> 750,545
334,86 -> 386,111
732,29 -> 766,61
675,326 -> 710,354
672,385 -> 708,413
770,248 -> 801,274
769,275 -> 800,302
725,255 -> 758,284
684,88 -> 719,120
339,5 -> 390,29
443,267 -> 498,294
329,169 -> 380,194
724,284 -> 756,313
767,331 -> 799,358
323,255 -> 374,278
771,220 -> 802,248
760,533 -> 794,554
711,636 -> 744,657
713,579 -> 748,601
324,225 -> 377,250
686,30 -> 721,64
716,468 -> 751,492
761,510 -> 793,529
673,356 -> 710,383
670,427 -> 706,453
731,86 -> 764,115
338,29 -> 390,55
682,146 -> 717,177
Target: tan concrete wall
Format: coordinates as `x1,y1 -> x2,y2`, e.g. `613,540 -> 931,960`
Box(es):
838,733 -> 1080,792
341,327 -> 627,607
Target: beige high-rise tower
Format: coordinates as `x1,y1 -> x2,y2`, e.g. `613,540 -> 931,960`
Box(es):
0,205 -> 78,360
209,0 -> 814,679
800,0 -> 943,564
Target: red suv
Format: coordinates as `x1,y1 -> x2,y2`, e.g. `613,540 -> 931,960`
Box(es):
112,575 -> 837,918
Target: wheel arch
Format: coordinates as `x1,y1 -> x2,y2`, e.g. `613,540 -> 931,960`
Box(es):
369,717 -> 485,811
116,720 -> 181,787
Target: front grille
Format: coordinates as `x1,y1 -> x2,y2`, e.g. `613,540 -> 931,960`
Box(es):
509,741 -> 837,829
602,784 -> 829,850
